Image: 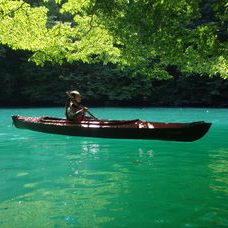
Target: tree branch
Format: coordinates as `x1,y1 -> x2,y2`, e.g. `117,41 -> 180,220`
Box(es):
0,2 -> 26,19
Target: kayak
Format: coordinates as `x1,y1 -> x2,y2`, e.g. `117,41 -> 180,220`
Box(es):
12,115 -> 211,142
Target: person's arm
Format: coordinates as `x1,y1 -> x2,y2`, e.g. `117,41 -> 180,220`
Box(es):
71,105 -> 87,119
75,105 -> 88,114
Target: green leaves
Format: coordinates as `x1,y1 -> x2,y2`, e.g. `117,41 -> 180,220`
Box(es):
0,0 -> 227,78
0,1 -> 48,52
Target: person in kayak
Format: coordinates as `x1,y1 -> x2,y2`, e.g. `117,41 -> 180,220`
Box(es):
65,90 -> 88,121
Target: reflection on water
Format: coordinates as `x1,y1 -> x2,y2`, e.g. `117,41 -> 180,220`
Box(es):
133,148 -> 155,165
1,108 -> 228,227
0,138 -> 156,227
209,148 -> 228,195
1,135 -> 228,226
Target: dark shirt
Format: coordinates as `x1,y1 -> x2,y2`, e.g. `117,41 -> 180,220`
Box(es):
65,101 -> 84,121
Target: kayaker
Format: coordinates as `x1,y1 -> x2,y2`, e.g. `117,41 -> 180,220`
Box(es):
65,90 -> 88,121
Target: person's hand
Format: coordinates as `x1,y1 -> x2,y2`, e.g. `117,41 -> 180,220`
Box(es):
83,107 -> 88,112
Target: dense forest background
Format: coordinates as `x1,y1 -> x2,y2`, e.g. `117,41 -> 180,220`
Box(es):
0,0 -> 227,107
0,44 -> 228,107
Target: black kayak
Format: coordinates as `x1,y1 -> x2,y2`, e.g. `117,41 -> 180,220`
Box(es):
12,115 -> 211,142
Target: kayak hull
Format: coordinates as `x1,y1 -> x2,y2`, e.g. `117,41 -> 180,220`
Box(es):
12,116 -> 211,142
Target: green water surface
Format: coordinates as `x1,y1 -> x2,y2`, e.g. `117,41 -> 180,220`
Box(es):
0,108 -> 227,227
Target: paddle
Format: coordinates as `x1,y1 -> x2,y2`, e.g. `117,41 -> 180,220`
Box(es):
75,107 -> 99,120
86,109 -> 99,120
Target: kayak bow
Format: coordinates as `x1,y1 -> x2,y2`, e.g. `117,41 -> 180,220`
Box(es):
12,115 -> 211,142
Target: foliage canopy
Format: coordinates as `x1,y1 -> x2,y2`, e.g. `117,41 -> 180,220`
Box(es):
0,0 -> 227,78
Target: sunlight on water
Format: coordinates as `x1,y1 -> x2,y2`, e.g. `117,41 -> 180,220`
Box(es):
0,107 -> 228,227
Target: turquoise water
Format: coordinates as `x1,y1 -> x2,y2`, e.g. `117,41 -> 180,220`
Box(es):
0,107 -> 228,227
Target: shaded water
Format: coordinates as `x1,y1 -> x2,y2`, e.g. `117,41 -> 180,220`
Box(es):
0,108 -> 228,227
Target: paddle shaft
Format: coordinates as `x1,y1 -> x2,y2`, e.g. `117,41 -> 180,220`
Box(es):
75,107 -> 98,120
87,110 -> 98,119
